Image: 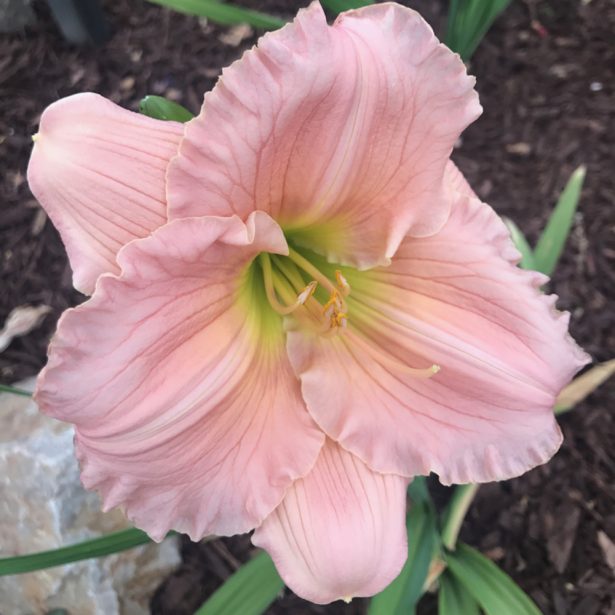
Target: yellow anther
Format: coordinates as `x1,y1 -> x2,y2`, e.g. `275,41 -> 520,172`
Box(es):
335,270 -> 350,296
297,281 -> 318,305
334,312 -> 348,327
32,133 -> 39,143
322,291 -> 340,315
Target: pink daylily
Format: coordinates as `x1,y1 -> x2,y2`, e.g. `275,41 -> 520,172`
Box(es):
28,2 -> 588,604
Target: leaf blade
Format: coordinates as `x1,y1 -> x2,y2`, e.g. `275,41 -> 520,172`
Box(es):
194,550 -> 284,615
445,543 -> 542,615
147,0 -> 285,30
555,359 -> 615,414
368,478 -> 439,615
139,95 -> 194,122
534,165 -> 586,276
321,0 -> 373,14
446,0 -> 511,60
0,528 -> 156,576
503,218 -> 536,271
438,570 -> 480,615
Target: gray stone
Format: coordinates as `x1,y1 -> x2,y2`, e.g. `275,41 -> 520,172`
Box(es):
0,379 -> 181,615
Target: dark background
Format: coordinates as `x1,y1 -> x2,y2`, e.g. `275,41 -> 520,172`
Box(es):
1,1 -> 614,613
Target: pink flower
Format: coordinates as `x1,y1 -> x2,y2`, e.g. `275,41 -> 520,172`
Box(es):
28,2 -> 588,604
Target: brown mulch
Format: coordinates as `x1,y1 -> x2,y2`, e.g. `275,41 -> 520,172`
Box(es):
1,1 -> 614,614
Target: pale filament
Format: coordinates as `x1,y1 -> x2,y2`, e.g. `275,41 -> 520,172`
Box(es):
260,253 -> 316,316
350,331 -> 440,379
266,252 -> 351,334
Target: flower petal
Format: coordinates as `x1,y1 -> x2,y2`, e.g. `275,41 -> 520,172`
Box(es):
27,93 -> 184,294
168,2 -> 481,269
252,439 -> 408,604
286,195 -> 589,484
35,212 -> 324,540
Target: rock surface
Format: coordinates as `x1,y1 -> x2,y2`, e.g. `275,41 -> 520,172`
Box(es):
0,379 -> 181,615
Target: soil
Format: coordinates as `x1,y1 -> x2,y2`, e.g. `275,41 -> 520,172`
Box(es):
1,0 -> 614,614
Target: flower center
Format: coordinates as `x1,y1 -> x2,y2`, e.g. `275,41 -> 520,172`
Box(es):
259,248 -> 350,336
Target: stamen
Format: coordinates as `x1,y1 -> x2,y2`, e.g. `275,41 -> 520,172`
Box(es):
287,248 -> 340,298
335,270 -> 351,296
351,333 -> 440,379
264,250 -> 351,335
260,253 -> 317,316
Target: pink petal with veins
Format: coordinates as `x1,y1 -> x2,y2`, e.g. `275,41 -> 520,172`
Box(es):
27,93 -> 183,294
253,439 -> 408,604
35,212 -> 324,540
168,1 -> 481,269
287,194 -> 589,484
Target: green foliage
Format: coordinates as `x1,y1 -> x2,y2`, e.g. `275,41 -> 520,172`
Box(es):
446,0 -> 511,61
503,218 -> 536,271
504,166 -> 585,276
194,550 -> 284,615
368,478 -> 439,615
445,543 -> 542,615
0,384 -> 31,397
147,0 -> 285,29
139,95 -> 194,122
440,484 -> 478,550
438,571 -> 480,615
534,165 -> 586,276
555,359 -> 615,414
321,0 -> 373,14
0,528 -> 155,576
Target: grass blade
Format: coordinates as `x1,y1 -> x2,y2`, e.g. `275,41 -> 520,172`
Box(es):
368,478 -> 439,615
139,95 -> 194,122
534,165 -> 586,277
0,528 -> 156,576
0,384 -> 31,397
147,0 -> 285,29
194,550 -> 284,615
321,0 -> 373,14
441,484 -> 479,550
445,543 -> 542,615
438,570 -> 480,615
503,218 -> 536,271
555,359 -> 615,414
446,0 -> 511,60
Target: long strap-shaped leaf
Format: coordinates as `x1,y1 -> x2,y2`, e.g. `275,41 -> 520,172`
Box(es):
194,550 -> 284,615
533,165 -> 586,276
446,0 -> 511,60
147,0 -> 285,30
320,0 -> 373,14
0,528 -> 155,576
438,570 -> 480,615
367,478 -> 439,615
445,543 -> 542,615
0,384 -> 31,397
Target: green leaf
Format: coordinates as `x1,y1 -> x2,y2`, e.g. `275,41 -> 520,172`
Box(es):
534,166 -> 586,277
438,571 -> 480,615
139,96 -> 195,122
503,218 -> 536,271
446,0 -> 511,61
194,550 -> 284,615
441,484 -> 479,550
147,0 -> 285,30
368,477 -> 439,615
0,384 -> 31,397
555,359 -> 615,414
321,0 -> 373,15
445,543 -> 542,615
0,528 -> 156,576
